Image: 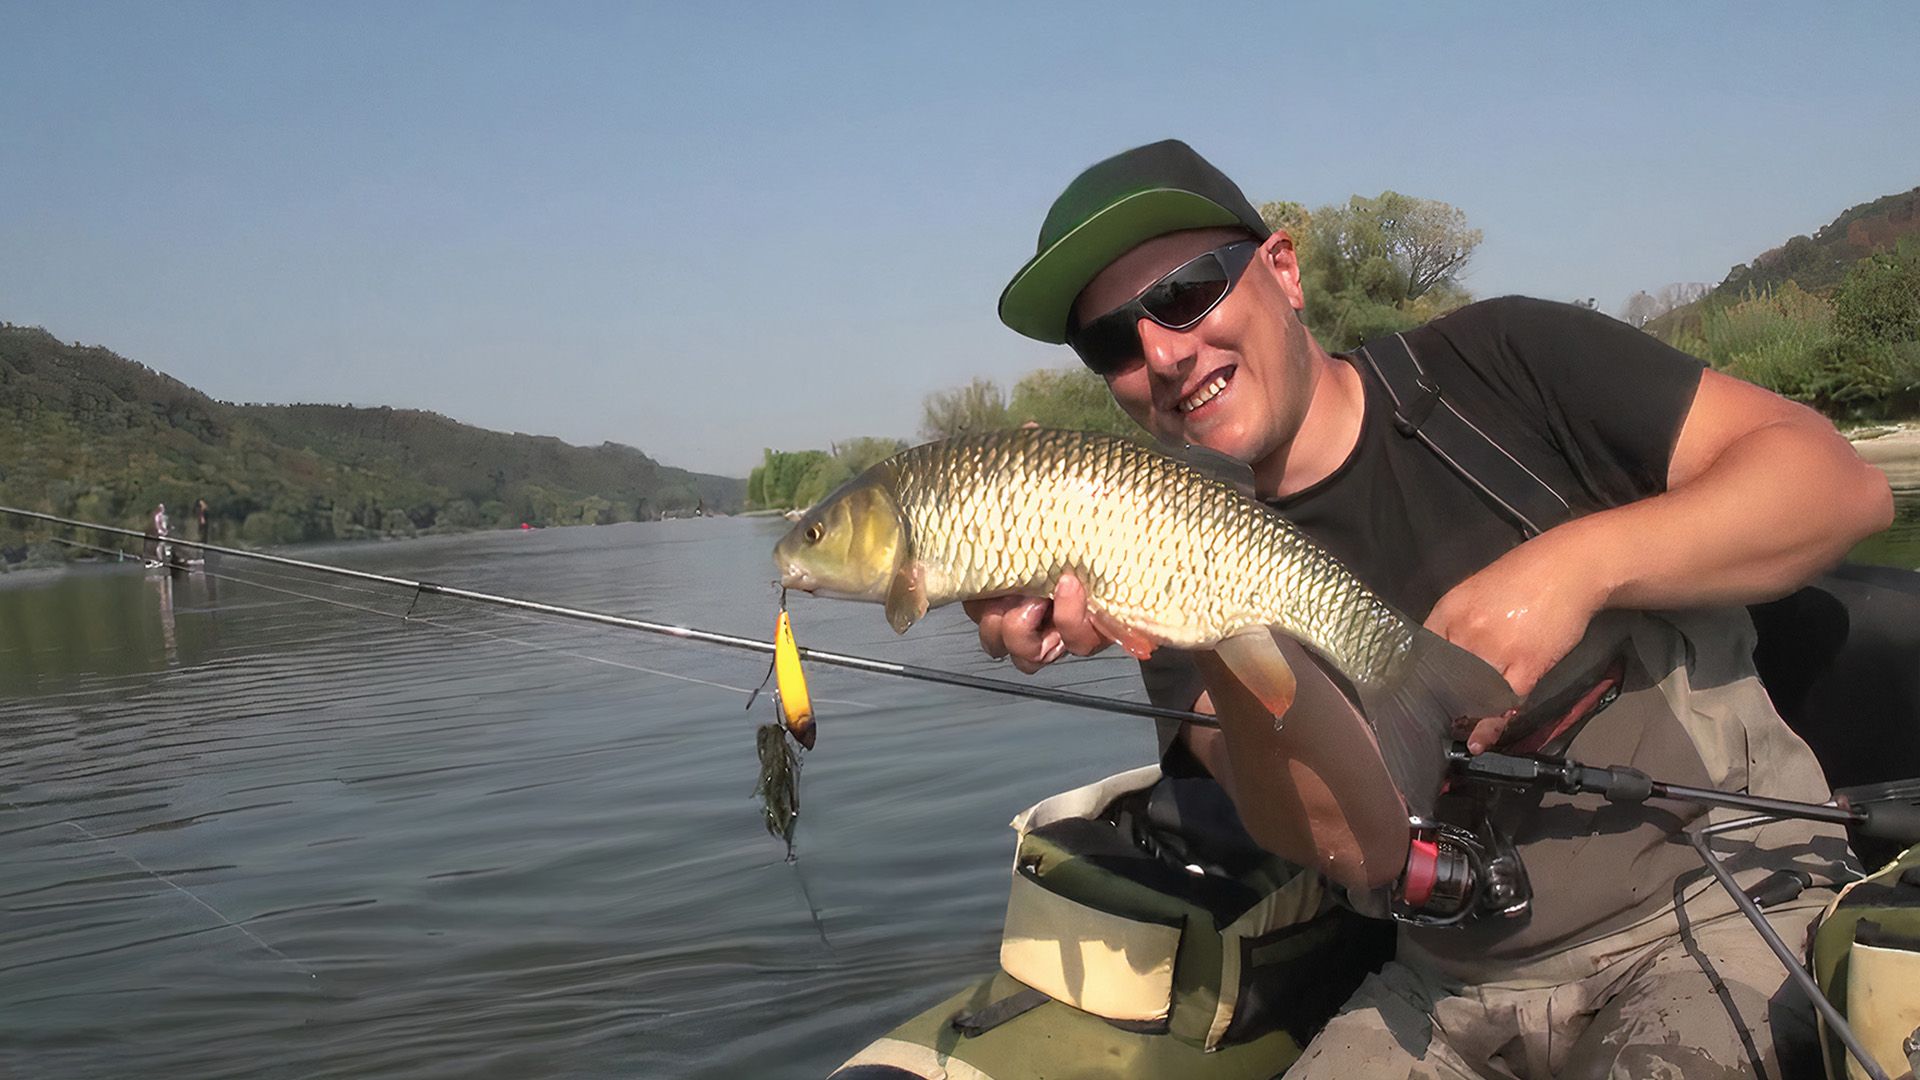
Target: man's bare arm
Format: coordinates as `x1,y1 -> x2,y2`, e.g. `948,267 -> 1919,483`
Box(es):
1431,369 -> 1894,745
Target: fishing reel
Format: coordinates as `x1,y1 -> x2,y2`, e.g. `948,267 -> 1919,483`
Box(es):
1390,813 -> 1532,928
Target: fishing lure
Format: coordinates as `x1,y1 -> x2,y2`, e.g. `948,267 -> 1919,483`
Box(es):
750,604 -> 813,860
773,608 -> 816,750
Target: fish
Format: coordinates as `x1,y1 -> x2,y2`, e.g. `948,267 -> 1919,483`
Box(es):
771,428 -> 1516,814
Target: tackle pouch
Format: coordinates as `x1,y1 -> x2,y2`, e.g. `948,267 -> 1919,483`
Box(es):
1809,841 -> 1920,1080
998,767 -> 1390,1051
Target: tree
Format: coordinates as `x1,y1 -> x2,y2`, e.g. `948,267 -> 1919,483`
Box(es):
1656,283 -> 1711,316
921,377 -> 1009,440
1621,291 -> 1659,328
792,456 -> 854,508
831,436 -> 908,473
1007,366 -> 1140,435
1834,242 -> 1920,347
1307,192 -> 1483,304
1258,199 -> 1310,237
1257,191 -> 1482,350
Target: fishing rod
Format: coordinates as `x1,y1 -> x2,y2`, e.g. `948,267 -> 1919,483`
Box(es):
1452,747 -> 1920,841
0,506 -> 1219,729
1453,746 -> 1920,1080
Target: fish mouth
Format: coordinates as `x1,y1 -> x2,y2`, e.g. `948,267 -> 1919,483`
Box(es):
1175,365 -> 1235,415
778,565 -> 818,593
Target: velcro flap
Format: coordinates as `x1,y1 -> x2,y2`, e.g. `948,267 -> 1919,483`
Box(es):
1844,939 -> 1920,1080
999,873 -> 1181,1022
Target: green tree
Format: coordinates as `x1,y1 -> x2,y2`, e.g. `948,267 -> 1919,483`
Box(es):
1260,192 -> 1481,351
792,456 -> 854,508
1834,241 -> 1920,348
920,377 -> 1009,440
831,436 -> 908,474
1007,366 -> 1140,435
749,448 -> 834,508
1258,199 -> 1311,237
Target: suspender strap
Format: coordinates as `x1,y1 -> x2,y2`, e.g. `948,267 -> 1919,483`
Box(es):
1355,332 -> 1575,539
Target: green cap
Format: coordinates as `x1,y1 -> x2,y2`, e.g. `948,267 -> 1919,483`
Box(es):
998,140 -> 1272,344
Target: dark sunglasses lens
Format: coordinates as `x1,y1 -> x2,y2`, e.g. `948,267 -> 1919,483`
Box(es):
1071,314 -> 1140,375
1141,255 -> 1231,328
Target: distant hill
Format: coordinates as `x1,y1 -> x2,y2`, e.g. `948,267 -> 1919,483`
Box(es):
0,323 -> 742,556
1721,186 -> 1920,298
1645,185 -> 1920,342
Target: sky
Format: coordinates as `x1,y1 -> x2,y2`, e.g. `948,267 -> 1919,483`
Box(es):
2,3 -> 1916,478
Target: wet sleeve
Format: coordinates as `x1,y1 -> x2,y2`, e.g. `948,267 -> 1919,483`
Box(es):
1139,649 -> 1205,758
1435,297 -> 1706,507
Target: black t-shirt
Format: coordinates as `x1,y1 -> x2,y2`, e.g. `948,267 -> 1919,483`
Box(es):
1281,295 -> 1705,618
1144,295 -> 1706,719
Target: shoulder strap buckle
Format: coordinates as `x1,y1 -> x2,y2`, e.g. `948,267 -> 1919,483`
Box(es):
1393,376 -> 1443,437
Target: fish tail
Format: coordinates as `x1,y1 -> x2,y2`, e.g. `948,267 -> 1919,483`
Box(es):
1352,628 -> 1517,816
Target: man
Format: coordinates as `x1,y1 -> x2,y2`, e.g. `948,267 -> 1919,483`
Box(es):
975,140 -> 1893,1077
148,502 -> 170,566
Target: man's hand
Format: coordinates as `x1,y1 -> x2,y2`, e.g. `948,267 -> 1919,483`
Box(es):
962,570 -> 1112,674
1424,530 -> 1608,753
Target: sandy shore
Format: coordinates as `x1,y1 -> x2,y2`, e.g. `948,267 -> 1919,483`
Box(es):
1850,422 -> 1920,489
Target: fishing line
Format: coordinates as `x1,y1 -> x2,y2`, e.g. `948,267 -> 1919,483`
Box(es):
0,795 -> 314,979
7,507 -> 1218,728
34,530 -> 861,956
44,534 -> 877,711
216,558 -> 875,704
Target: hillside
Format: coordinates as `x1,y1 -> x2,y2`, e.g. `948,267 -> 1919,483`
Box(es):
1721,186 -> 1920,298
0,324 -> 742,557
1637,184 -> 1920,421
1648,186 -> 1920,342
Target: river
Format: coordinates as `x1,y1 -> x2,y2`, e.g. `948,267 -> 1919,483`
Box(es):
2,493 -> 1917,1078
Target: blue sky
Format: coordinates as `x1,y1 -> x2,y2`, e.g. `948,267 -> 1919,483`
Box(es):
3,3 -> 1915,476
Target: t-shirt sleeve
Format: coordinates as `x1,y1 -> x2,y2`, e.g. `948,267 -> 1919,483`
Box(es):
1427,296 -> 1706,507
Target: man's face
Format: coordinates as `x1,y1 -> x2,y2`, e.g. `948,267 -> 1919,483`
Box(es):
1073,226 -> 1315,467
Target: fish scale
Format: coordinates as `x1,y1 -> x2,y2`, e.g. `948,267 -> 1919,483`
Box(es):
878,429 -> 1413,690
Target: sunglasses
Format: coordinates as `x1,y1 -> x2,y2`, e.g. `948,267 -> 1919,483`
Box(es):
1067,239 -> 1261,375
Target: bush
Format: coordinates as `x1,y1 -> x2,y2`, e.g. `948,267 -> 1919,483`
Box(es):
1833,244 -> 1920,348
1690,281 -> 1919,418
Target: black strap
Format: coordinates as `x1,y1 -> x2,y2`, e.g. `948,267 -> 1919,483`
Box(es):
949,986 -> 1050,1037
1355,333 -> 1574,539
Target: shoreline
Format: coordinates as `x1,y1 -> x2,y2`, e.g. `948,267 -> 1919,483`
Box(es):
1850,422 -> 1920,489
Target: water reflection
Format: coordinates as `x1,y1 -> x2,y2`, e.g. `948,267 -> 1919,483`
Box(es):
1850,482 -> 1920,569
0,561 -> 225,693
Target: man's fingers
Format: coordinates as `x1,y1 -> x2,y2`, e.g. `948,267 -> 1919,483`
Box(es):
959,584 -> 1095,672
971,605 -> 1010,659
1465,711 -> 1518,755
999,597 -> 1053,665
1051,571 -> 1111,656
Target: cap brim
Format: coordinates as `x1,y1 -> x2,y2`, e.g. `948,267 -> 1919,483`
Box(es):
998,188 -> 1248,344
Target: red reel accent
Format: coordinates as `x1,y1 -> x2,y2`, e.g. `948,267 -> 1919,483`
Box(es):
1401,836 -> 1440,908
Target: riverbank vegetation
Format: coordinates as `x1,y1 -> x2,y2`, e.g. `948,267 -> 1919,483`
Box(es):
0,326 -> 742,568
1649,238 -> 1920,420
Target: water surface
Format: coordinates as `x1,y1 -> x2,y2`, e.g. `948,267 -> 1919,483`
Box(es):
2,493 -> 1916,1078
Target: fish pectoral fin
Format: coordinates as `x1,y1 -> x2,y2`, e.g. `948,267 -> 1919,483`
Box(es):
884,563 -> 929,634
1088,609 -> 1158,661
1214,629 -> 1299,721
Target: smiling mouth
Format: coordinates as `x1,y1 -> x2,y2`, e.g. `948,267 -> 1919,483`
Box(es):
1178,368 -> 1234,413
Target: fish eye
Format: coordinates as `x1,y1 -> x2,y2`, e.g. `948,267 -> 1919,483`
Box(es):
804,522 -> 824,544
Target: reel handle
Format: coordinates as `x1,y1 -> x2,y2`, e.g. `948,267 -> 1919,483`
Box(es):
1848,797 -> 1920,846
